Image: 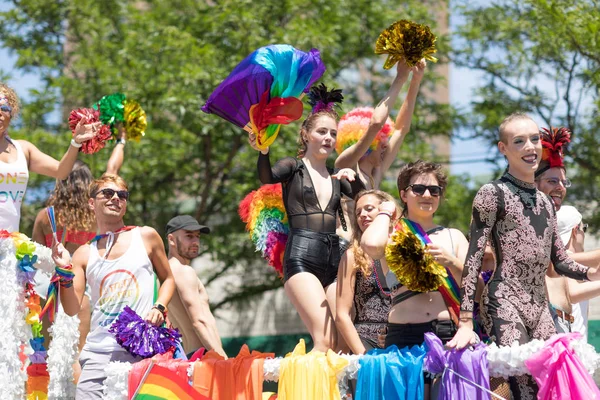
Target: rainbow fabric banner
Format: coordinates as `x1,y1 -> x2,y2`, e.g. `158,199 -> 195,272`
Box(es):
400,218 -> 461,325
133,364 -> 208,400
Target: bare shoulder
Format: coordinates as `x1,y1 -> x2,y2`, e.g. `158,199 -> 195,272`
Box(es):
139,225 -> 160,241
448,228 -> 468,242
72,243 -> 91,268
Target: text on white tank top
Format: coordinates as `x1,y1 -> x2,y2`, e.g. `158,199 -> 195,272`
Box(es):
0,138 -> 29,232
84,227 -> 156,353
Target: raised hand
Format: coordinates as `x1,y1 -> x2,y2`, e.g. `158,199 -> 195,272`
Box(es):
332,168 -> 356,182
73,118 -> 102,144
412,59 -> 427,80
248,132 -> 269,154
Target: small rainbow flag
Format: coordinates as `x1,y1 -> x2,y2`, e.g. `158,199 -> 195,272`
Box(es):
131,364 -> 208,400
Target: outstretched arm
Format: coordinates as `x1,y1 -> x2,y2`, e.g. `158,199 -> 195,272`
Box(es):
106,125 -> 126,175
335,61 -> 411,169
23,119 -> 100,180
380,60 -> 426,173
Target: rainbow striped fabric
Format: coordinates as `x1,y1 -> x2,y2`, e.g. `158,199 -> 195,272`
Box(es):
133,364 -> 208,400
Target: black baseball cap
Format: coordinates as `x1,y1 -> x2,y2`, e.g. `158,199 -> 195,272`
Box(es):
166,215 -> 210,235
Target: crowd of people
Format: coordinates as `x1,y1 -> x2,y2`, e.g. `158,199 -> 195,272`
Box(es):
1,56 -> 600,400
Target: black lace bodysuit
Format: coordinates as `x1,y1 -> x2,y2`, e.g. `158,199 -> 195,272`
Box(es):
258,153 -> 362,287
460,172 -> 589,400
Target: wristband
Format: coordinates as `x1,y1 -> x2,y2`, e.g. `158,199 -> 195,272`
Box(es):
70,138 -> 83,148
116,138 -> 126,146
377,211 -> 393,218
153,302 -> 167,316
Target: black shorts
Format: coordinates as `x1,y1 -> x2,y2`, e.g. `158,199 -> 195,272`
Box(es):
283,229 -> 340,288
385,319 -> 457,384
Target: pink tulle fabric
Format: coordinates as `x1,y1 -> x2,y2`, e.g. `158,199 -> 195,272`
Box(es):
525,332 -> 600,400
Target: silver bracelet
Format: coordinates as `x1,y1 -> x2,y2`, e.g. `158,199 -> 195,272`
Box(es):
70,138 -> 82,148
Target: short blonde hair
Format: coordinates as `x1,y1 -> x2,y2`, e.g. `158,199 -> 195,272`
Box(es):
0,83 -> 21,119
89,174 -> 128,198
498,112 -> 534,143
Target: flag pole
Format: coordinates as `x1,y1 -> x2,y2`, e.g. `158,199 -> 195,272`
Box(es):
131,360 -> 155,400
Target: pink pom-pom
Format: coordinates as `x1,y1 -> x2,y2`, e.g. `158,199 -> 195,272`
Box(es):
68,108 -> 113,154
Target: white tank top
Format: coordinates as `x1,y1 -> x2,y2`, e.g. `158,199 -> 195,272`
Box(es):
84,227 -> 157,353
0,138 -> 29,232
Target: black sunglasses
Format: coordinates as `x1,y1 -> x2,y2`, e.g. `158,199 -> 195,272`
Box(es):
407,184 -> 443,197
95,188 -> 129,200
0,104 -> 13,115
580,223 -> 588,233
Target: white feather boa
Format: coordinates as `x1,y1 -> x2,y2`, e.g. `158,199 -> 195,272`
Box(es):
0,236 -> 79,400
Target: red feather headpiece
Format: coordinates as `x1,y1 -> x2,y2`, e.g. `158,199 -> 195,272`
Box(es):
536,126 -> 571,176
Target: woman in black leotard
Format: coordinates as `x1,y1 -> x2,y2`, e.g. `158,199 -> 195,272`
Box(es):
249,85 -> 363,351
448,113 -> 600,400
359,161 -> 469,399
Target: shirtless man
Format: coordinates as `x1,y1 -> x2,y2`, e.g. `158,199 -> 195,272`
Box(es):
165,215 -> 226,357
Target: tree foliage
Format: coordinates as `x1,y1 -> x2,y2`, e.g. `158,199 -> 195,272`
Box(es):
451,0 -> 600,225
1,0 -> 463,309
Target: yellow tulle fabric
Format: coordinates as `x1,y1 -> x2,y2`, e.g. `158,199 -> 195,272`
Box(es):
278,339 -> 348,400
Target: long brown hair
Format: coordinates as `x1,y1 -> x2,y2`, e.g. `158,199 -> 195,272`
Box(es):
351,190 -> 401,275
47,160 -> 95,232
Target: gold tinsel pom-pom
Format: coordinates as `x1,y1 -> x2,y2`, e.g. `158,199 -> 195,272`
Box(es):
385,229 -> 447,292
375,20 -> 438,69
123,99 -> 147,142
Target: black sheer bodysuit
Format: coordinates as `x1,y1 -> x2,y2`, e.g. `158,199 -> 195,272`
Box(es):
258,153 -> 362,287
460,172 -> 589,400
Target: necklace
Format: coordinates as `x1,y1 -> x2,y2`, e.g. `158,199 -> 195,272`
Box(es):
372,260 -> 391,297
88,225 -> 136,260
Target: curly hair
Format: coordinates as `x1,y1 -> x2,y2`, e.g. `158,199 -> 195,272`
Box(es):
296,109 -> 340,158
351,189 -> 401,276
0,82 -> 21,119
47,160 -> 95,232
396,160 -> 447,216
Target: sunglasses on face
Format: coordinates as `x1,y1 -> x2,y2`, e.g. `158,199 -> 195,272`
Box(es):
407,184 -> 443,197
95,188 -> 129,201
543,177 -> 572,188
0,104 -> 13,116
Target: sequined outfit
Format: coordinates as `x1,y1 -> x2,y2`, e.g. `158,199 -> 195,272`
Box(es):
460,172 -> 589,399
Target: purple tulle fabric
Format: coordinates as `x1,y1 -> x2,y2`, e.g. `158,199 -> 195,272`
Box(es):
424,332 -> 491,400
109,306 -> 182,358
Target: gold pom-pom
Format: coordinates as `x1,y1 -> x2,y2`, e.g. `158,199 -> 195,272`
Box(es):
375,20 -> 438,69
385,229 -> 447,292
123,99 -> 147,142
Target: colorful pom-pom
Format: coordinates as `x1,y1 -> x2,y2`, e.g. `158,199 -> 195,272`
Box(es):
238,184 -> 288,277
123,99 -> 147,142
375,20 -> 438,69
385,228 -> 447,292
68,108 -> 113,154
336,107 -> 394,155
109,306 -> 182,359
95,93 -> 126,126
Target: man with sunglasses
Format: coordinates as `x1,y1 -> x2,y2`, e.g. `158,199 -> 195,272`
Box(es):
52,174 -> 175,399
535,127 -> 600,342
165,215 -> 227,358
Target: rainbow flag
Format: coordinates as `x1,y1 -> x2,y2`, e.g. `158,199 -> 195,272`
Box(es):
400,219 -> 461,325
132,364 -> 208,400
